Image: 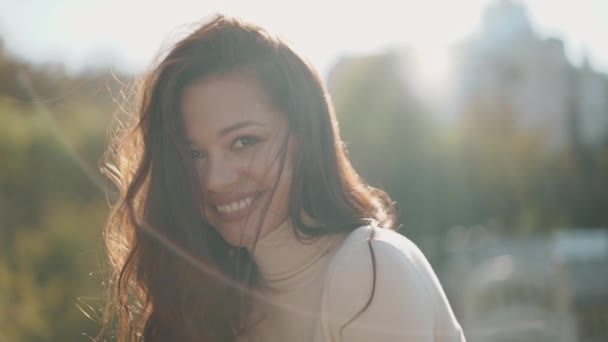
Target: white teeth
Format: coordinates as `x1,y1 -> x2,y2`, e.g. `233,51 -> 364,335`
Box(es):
216,196 -> 255,213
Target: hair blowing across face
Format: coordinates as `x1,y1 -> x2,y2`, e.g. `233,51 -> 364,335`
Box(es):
100,14 -> 396,342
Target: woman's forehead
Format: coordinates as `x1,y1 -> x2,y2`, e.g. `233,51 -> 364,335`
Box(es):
181,73 -> 286,140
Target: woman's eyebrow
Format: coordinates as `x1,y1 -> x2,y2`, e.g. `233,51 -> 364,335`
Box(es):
218,120 -> 265,137
182,120 -> 266,146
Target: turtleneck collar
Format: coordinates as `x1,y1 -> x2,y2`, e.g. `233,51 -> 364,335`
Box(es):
246,219 -> 344,287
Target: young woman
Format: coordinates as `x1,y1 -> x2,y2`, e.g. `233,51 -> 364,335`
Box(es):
102,14 -> 465,342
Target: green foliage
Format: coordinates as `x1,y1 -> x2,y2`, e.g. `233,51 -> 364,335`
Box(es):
329,51 -> 608,249
0,51 -> 125,340
329,52 -> 444,234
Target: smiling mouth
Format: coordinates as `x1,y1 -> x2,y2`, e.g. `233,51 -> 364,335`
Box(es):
213,192 -> 261,222
216,196 -> 255,213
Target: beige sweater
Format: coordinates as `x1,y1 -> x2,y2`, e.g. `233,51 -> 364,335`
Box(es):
239,221 -> 466,342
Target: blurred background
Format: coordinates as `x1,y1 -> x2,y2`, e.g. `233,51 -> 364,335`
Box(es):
1,0 -> 607,341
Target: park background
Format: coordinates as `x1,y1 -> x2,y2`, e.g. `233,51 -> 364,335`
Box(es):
1,0 -> 607,341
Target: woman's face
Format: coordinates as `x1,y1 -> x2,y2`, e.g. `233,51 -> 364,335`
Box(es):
181,72 -> 295,247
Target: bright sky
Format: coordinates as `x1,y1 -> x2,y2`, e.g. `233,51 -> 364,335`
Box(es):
0,0 -> 607,79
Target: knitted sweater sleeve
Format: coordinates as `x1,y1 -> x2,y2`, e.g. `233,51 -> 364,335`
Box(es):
316,226 -> 466,342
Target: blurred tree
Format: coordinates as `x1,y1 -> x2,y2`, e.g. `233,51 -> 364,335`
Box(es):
328,50 -> 450,257
0,48 -> 130,341
327,47 -> 608,250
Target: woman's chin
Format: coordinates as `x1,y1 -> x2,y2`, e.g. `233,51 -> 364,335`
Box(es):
215,222 -> 257,247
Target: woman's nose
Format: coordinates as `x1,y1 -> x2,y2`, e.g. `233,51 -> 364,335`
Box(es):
200,156 -> 240,193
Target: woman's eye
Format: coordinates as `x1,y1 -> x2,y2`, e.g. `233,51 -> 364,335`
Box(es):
190,150 -> 207,159
233,136 -> 259,149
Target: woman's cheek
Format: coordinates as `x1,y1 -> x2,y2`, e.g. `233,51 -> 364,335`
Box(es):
245,148 -> 275,177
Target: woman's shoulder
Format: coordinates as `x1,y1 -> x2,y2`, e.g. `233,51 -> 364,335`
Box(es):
319,225 -> 465,341
330,224 -> 431,276
327,224 -> 436,292
338,224 -> 419,251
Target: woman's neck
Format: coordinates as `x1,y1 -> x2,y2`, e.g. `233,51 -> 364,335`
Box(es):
245,219 -> 344,288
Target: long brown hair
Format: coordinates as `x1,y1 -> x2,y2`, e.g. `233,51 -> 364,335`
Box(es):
101,14 -> 395,341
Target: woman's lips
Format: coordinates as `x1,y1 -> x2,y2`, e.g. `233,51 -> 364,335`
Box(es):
213,192 -> 261,223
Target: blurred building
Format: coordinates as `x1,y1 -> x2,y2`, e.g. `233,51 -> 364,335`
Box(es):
553,230 -> 608,342
440,226 -> 608,342
451,0 -> 608,149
